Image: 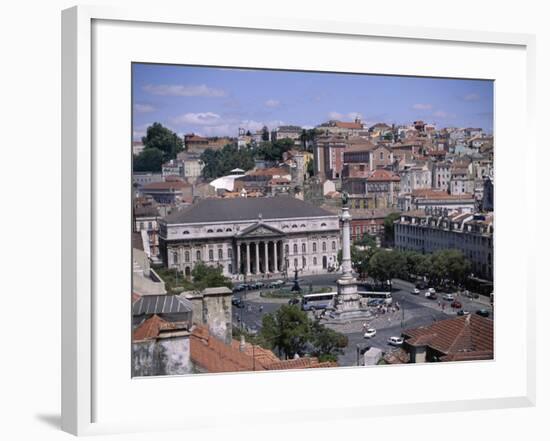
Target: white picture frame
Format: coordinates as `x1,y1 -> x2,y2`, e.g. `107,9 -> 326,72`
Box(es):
62,5 -> 536,436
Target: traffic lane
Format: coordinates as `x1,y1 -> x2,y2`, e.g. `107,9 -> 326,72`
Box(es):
392,288 -> 493,319
232,300 -> 281,332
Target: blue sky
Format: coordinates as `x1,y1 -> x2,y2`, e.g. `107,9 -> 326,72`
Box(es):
132,63 -> 493,140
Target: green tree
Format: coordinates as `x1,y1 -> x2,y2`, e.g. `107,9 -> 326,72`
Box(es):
200,144 -> 255,179
306,159 -> 315,177
256,139 -> 294,162
260,305 -> 311,359
141,122 -> 184,161
261,125 -> 270,142
133,147 -> 165,172
354,233 -> 377,248
430,249 -> 471,286
190,262 -> 232,291
309,320 -> 347,362
383,212 -> 402,246
337,245 -> 375,279
402,251 -> 428,280
368,249 -> 407,282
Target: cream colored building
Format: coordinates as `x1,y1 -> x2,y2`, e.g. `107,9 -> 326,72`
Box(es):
159,196 -> 341,280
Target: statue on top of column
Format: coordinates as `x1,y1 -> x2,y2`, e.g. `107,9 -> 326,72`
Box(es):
341,191 -> 349,207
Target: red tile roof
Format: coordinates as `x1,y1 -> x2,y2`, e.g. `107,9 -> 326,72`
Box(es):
335,121 -> 363,129
141,181 -> 191,191
367,169 -> 400,182
190,325 -> 337,373
403,314 -> 493,359
411,189 -> 474,200
133,314 -> 185,341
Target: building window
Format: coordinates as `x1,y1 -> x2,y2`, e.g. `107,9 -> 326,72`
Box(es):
293,244 -> 298,254
173,252 -> 178,264
322,242 -> 327,252
228,248 -> 233,259
196,250 -> 201,261
302,243 -> 306,253
207,229 -> 213,233
321,223 -> 327,227
313,243 -> 317,252
285,244 -> 289,254
294,258 -> 298,268
302,257 -> 306,268
209,249 -> 214,261
218,248 -> 223,260
332,241 -> 336,250
184,251 -> 190,262
228,263 -> 233,273
313,257 -> 317,265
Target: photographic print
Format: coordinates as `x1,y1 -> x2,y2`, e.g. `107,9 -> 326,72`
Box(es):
131,64 -> 494,376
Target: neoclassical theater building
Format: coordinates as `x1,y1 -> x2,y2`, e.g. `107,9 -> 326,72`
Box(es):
159,196 -> 341,280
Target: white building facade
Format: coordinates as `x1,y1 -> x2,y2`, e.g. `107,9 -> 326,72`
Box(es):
394,210 -> 493,280
159,197 -> 341,280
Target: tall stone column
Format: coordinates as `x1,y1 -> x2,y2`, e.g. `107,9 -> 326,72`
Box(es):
246,242 -> 251,276
264,241 -> 269,274
335,202 -> 361,314
340,207 -> 353,279
236,243 -> 241,275
255,241 -> 260,274
273,241 -> 278,273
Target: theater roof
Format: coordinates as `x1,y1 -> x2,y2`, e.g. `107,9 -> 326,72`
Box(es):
163,196 -> 335,224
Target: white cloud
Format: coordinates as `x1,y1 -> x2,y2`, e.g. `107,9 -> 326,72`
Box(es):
265,99 -> 280,108
143,84 -> 226,97
134,103 -> 156,113
412,103 -> 433,110
170,112 -> 285,137
328,111 -> 362,121
464,93 -> 480,102
171,112 -> 222,125
433,110 -> 456,119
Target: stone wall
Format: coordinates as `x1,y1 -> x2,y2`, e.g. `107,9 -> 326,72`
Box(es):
132,332 -> 191,377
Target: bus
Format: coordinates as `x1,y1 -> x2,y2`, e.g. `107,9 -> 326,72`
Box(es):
357,280 -> 393,305
301,292 -> 336,311
357,291 -> 393,305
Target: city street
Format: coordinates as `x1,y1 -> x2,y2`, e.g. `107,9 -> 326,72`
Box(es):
231,276 -> 493,366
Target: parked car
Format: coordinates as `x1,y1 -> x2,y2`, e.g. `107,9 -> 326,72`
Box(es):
233,284 -> 246,292
268,280 -> 284,288
250,282 -> 264,290
411,288 -> 420,295
425,291 -> 437,300
456,309 -> 471,316
388,336 -> 404,346
451,300 -> 462,309
428,287 -> 436,294
363,328 -> 377,339
443,293 -> 455,301
288,298 -> 300,306
232,298 -> 245,308
476,309 -> 490,317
